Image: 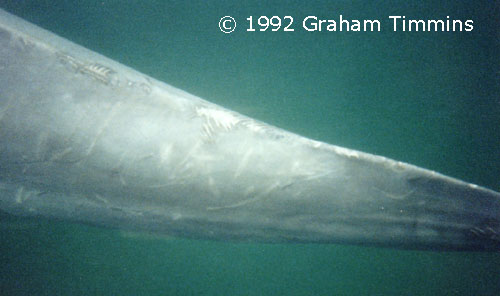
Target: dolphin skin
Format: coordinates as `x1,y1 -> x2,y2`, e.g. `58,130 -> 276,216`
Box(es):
0,9 -> 499,251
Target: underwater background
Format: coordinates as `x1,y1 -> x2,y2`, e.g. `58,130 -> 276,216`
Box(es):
1,0 -> 499,295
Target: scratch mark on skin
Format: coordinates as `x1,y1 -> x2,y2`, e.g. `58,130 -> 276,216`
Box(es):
148,183 -> 175,189
15,186 -> 25,203
84,63 -> 116,85
34,131 -> 49,160
137,154 -> 154,162
85,193 -> 110,206
207,176 -> 220,197
172,141 -> 206,177
86,102 -> 122,156
159,144 -> 174,164
196,106 -> 240,140
470,227 -> 500,241
13,187 -> 40,204
119,174 -> 127,186
333,146 -> 360,159
0,96 -> 13,123
374,186 -> 415,200
244,186 -> 255,196
177,141 -> 200,168
206,181 -> 283,211
57,52 -> 117,85
94,194 -> 109,204
50,147 -> 73,162
300,171 -> 335,182
109,151 -> 128,186
486,227 -> 497,235
234,148 -> 253,178
473,227 -> 486,234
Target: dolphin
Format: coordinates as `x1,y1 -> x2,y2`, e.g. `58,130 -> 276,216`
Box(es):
0,8 -> 499,251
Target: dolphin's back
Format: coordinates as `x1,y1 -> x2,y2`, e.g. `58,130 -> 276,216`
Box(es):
0,8 -> 499,251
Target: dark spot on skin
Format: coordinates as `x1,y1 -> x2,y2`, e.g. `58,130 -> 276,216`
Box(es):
0,28 -> 12,42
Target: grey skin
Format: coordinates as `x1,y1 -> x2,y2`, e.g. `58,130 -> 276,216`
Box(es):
0,9 -> 499,251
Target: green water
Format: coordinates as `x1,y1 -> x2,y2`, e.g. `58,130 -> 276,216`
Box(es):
1,1 -> 499,295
